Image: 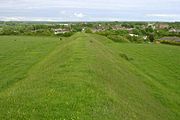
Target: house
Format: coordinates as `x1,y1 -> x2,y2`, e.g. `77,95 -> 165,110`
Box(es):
91,25 -> 107,33
111,25 -> 134,32
53,28 -> 70,34
159,37 -> 180,42
129,34 -> 138,37
156,23 -> 169,29
143,36 -> 148,40
59,24 -> 69,26
169,28 -> 176,32
126,28 -> 134,32
177,29 -> 180,33
169,28 -> 180,33
147,23 -> 156,30
91,28 -> 106,33
112,25 -> 123,30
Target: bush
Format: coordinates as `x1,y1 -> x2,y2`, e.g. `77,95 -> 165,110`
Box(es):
56,32 -> 74,37
160,40 -> 180,46
119,53 -> 133,61
85,28 -> 93,33
107,35 -> 129,43
126,35 -> 144,43
34,29 -> 53,36
148,33 -> 155,42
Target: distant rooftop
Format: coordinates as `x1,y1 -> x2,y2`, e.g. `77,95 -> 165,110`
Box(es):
159,37 -> 180,42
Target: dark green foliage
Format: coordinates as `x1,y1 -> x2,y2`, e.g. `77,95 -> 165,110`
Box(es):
119,53 -> 134,61
146,26 -> 154,33
132,29 -> 142,35
56,32 -> 74,37
115,30 -> 129,36
107,35 -> 129,43
85,28 -> 93,33
96,30 -> 129,37
126,35 -> 145,43
149,33 -> 155,42
121,23 -> 134,28
171,22 -> 180,29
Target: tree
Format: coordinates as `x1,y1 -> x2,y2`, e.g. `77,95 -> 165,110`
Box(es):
85,28 -> 92,33
149,33 -> 155,42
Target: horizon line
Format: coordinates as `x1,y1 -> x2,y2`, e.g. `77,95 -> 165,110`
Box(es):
0,20 -> 180,23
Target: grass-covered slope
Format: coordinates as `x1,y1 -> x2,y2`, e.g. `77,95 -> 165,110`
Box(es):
0,36 -> 61,91
0,33 -> 179,120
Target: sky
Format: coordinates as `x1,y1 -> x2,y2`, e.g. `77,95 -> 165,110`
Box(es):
0,0 -> 180,22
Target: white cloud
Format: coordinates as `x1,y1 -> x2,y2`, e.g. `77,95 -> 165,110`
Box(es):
74,13 -> 85,18
60,11 -> 66,15
0,16 -> 61,21
146,14 -> 179,18
0,16 -> 25,21
0,0 -> 180,21
0,0 -> 143,10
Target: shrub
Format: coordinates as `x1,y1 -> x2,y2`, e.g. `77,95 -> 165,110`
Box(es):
56,32 -> 74,37
119,53 -> 134,61
149,33 -> 155,42
160,40 -> 180,46
107,35 -> 129,43
85,28 -> 93,33
126,35 -> 144,43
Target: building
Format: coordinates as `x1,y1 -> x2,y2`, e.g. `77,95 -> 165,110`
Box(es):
91,25 -> 107,33
129,34 -> 138,37
53,28 -> 70,34
169,28 -> 176,32
112,25 -> 134,32
156,23 -> 169,29
177,29 -> 180,33
159,37 -> 180,42
59,24 -> 69,26
169,28 -> 180,33
112,25 -> 123,30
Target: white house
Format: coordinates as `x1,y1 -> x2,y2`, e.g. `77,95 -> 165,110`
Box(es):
54,28 -> 70,34
143,36 -> 148,40
129,34 -> 139,37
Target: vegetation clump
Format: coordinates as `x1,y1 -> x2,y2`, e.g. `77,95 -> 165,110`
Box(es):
107,35 -> 129,43
119,53 -> 134,61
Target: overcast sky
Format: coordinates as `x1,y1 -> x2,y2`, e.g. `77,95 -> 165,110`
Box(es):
0,0 -> 180,21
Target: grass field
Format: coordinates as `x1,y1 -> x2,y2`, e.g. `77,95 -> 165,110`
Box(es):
0,33 -> 179,120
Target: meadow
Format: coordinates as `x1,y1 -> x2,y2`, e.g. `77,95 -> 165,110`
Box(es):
0,33 -> 179,120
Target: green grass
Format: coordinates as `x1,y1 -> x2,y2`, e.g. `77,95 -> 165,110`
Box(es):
0,33 -> 179,120
0,36 -> 61,91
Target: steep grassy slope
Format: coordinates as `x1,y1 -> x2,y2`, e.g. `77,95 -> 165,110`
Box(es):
0,33 -> 179,120
106,40 -> 180,118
